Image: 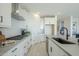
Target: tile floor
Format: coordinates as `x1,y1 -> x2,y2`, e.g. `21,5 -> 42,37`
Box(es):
27,41 -> 48,56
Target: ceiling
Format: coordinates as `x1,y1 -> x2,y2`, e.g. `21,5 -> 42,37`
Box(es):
19,3 -> 79,17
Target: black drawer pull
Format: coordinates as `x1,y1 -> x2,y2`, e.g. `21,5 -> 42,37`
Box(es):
50,47 -> 52,52
12,48 -> 17,52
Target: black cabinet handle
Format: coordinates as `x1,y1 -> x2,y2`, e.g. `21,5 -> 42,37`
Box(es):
12,48 -> 17,52
0,16 -> 3,23
50,47 -> 52,52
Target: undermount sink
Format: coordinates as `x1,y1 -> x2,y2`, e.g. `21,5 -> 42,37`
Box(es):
52,37 -> 76,44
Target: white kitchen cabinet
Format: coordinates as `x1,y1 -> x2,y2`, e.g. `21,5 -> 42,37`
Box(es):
48,39 -> 69,56
26,37 -> 32,48
18,41 -> 25,56
12,45 -> 22,56
45,17 -> 56,24
0,3 -> 11,27
23,41 -> 28,55
48,39 -> 58,56
21,37 -> 30,56
3,50 -> 14,56
3,36 -> 31,56
48,40 -> 53,56
3,45 -> 21,56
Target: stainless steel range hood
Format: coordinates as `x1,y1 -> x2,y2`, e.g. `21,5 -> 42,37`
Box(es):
11,3 -> 25,21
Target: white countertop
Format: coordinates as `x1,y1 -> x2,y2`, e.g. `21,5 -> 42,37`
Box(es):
48,35 -> 79,56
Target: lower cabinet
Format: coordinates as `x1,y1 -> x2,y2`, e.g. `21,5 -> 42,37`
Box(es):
3,45 -> 21,56
3,37 -> 31,56
48,39 -> 69,56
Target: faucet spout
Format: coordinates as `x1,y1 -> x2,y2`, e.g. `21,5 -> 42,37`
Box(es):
60,27 -> 69,40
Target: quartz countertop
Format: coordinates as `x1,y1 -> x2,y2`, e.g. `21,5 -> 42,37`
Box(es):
47,35 -> 79,56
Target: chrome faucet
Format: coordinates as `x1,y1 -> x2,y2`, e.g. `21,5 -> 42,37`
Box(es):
60,27 -> 69,40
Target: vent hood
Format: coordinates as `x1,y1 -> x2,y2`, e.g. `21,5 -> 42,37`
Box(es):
11,3 -> 25,21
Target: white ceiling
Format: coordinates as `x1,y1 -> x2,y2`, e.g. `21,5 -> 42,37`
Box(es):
19,3 -> 79,17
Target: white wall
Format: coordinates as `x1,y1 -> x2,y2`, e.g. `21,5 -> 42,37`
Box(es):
0,6 -> 43,44
24,13 -> 43,44
18,8 -> 43,43
0,18 -> 26,38
0,6 -> 27,38
71,16 -> 79,36
57,16 -> 79,38
57,15 -> 71,38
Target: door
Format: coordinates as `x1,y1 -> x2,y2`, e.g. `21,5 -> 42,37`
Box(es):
45,24 -> 54,36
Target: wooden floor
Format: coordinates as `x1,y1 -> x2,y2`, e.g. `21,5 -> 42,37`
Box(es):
27,41 -> 48,56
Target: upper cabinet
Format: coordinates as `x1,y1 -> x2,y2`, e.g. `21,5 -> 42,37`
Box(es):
44,16 -> 57,24
0,3 -> 11,27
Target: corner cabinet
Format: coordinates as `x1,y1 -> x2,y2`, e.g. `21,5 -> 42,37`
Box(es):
0,3 -> 11,27
48,39 -> 69,56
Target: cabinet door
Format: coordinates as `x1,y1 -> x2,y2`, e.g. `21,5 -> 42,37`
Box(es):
48,39 -> 54,56
48,39 -> 68,56
11,48 -> 19,56
51,40 -> 59,56
48,39 -> 58,56
3,43 -> 24,56
11,44 -> 23,56
22,37 -> 31,55
18,39 -> 28,56
23,40 -> 28,55
3,51 -> 15,56
3,46 -> 20,56
21,39 -> 28,56
27,37 -> 32,48
0,3 -> 11,27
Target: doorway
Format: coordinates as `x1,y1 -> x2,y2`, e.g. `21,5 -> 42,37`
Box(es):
45,24 -> 54,36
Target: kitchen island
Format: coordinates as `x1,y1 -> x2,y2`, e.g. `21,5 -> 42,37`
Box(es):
47,35 -> 79,56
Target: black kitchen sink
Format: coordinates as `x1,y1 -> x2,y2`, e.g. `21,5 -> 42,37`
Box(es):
52,37 -> 76,44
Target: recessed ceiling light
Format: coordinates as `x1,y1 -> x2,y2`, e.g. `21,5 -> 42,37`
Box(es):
34,14 -> 39,17
33,12 -> 40,18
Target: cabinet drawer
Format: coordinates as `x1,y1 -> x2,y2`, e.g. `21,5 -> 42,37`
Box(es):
11,48 -> 17,53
